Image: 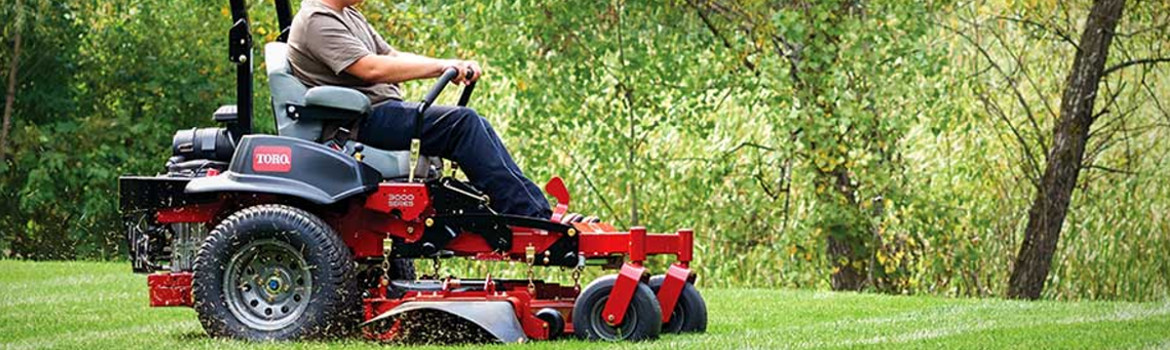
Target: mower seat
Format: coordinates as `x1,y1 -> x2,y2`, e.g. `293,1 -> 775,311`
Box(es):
265,42 -> 422,179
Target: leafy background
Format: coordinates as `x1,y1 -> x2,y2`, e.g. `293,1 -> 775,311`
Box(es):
0,0 -> 1167,301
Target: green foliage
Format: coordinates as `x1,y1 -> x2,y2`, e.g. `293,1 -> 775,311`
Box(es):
1,0 -> 233,259
0,0 -> 1167,301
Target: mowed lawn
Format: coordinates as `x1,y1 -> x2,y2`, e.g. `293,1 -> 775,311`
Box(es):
2,260 -> 1170,349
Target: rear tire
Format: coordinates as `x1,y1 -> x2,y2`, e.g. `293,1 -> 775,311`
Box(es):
193,204 -> 356,340
648,275 -> 707,333
572,275 -> 661,341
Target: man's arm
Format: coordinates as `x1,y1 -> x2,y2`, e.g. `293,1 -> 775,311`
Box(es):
346,52 -> 481,85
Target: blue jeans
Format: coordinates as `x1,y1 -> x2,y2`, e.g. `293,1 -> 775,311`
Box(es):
357,100 -> 552,218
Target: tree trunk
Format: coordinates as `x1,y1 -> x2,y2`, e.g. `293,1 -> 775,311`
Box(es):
824,167 -> 867,291
1,0 -> 24,159
828,233 -> 866,290
1007,0 -> 1125,300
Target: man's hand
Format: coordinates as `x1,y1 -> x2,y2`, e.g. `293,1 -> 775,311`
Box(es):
463,60 -> 482,83
444,60 -> 482,85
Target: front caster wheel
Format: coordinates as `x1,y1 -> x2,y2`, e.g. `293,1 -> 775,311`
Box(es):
648,275 -> 708,333
572,275 -> 662,341
192,204 -> 356,340
535,308 -> 566,340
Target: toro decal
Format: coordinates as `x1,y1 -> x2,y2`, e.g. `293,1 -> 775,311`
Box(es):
252,146 -> 292,173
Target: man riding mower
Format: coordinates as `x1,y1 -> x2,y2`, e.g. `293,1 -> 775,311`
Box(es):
118,0 -> 707,343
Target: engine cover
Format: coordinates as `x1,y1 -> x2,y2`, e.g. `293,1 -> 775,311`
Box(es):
185,135 -> 381,205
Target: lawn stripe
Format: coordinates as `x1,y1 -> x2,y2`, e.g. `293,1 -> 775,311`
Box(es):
1,321 -> 199,350
806,301 -> 1170,348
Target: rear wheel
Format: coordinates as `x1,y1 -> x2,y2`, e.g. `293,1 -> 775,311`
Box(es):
572,275 -> 661,341
193,204 -> 356,340
648,275 -> 707,333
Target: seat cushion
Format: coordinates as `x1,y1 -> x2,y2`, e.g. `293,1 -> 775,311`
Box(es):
305,86 -> 371,114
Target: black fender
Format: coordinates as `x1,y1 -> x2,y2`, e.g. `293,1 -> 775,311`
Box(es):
186,135 -> 380,205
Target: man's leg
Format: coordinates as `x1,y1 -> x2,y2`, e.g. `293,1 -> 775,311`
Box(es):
357,101 -> 552,218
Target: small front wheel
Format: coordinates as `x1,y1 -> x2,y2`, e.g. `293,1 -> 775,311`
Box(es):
572,275 -> 661,341
648,275 -> 707,334
535,308 -> 566,340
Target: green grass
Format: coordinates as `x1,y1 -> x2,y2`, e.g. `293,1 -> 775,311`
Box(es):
2,260 -> 1170,349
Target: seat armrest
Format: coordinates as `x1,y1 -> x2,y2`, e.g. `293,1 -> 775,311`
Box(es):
304,86 -> 371,114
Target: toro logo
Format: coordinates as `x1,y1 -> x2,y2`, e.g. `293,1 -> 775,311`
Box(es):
252,146 -> 292,173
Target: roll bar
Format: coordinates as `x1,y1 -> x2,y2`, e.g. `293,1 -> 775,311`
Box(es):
224,0 -> 296,137
226,0 -> 253,137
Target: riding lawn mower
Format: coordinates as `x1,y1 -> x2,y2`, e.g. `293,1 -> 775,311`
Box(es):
118,0 -> 706,343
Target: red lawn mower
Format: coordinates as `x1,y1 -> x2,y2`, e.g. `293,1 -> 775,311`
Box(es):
118,0 -> 705,344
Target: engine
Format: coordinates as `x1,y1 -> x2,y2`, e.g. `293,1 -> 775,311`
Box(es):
166,127 -> 236,177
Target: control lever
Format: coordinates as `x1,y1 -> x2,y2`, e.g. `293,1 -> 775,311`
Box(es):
352,143 -> 365,162
410,67 -> 477,182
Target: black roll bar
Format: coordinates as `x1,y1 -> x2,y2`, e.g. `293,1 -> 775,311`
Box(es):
224,0 -> 295,138
275,0 -> 294,42
226,0 -> 253,137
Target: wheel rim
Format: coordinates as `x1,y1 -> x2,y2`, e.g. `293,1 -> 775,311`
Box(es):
223,239 -> 312,331
588,295 -> 638,340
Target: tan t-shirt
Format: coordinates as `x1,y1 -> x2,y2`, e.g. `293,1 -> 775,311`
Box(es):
287,0 -> 403,104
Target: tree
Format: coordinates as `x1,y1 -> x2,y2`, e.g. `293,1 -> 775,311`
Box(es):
1007,0 -> 1125,299
685,0 -> 949,291
1,0 -> 24,159
952,0 -> 1170,300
